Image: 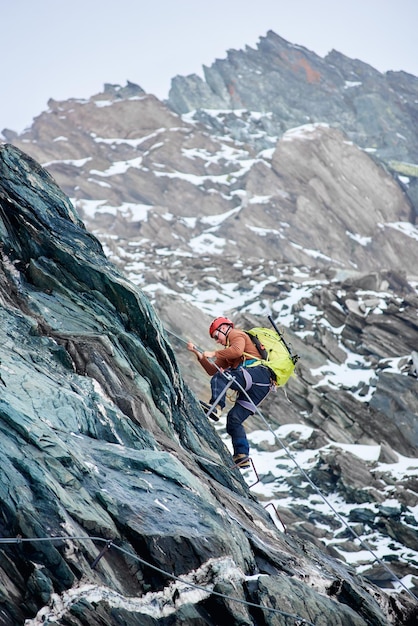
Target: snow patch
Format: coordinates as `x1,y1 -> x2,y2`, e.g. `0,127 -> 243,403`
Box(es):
90,156 -> 143,177
42,157 -> 92,168
346,231 -> 372,246
25,557 -> 243,625
282,123 -> 330,141
381,221 -> 418,241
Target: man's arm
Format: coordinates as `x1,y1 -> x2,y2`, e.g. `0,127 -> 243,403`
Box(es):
187,342 -> 218,375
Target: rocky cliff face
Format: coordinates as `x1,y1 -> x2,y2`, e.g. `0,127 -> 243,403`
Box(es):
2,144 -> 416,624
1,29 -> 418,624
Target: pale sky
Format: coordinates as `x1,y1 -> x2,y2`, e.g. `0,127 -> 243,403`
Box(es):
1,0 -> 417,133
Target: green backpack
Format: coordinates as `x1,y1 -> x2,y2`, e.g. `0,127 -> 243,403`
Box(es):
244,324 -> 299,387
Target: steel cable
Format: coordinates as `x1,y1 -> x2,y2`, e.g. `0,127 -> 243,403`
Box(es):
0,535 -> 314,625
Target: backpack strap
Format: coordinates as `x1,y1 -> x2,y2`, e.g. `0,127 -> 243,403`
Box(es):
245,331 -> 268,359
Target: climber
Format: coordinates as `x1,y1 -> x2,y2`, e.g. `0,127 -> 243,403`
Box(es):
187,317 -> 274,468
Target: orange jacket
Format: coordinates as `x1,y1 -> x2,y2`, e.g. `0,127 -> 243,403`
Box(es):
199,328 -> 260,376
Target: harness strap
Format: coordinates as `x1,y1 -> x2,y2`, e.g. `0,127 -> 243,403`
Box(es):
241,368 -> 253,391
237,398 -> 257,412
240,366 -> 272,388
242,352 -> 272,380
236,366 -> 273,412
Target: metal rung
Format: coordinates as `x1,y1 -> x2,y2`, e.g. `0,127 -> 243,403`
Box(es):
264,503 -> 287,533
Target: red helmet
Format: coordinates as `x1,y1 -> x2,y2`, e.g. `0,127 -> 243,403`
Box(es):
209,316 -> 234,337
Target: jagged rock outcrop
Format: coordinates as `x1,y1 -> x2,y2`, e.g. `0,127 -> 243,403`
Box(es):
3,144 -> 416,624
5,85 -> 418,279
168,30 -> 418,214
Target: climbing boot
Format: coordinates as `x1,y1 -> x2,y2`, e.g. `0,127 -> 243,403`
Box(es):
199,400 -> 220,422
233,453 -> 251,469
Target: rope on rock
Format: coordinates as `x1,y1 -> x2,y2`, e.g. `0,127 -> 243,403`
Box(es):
0,535 -> 315,625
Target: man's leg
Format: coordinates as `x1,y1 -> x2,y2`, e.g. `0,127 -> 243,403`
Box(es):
226,366 -> 272,463
209,371 -> 230,409
226,403 -> 252,457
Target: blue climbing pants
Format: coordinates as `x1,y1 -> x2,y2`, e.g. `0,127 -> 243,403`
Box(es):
210,365 -> 272,456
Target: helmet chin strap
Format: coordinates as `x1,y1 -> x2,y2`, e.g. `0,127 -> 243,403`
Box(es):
218,324 -> 231,338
